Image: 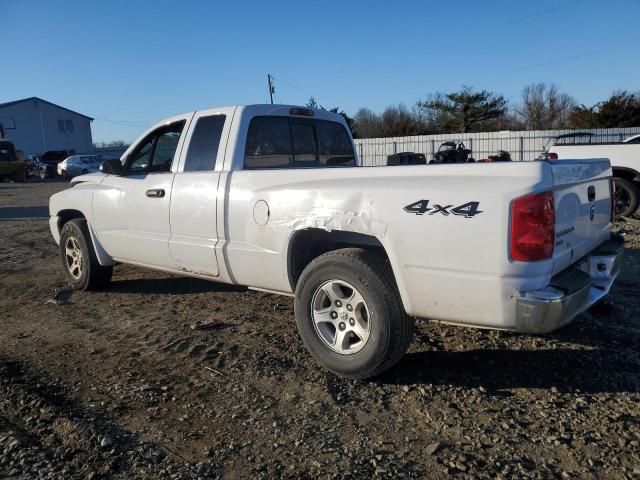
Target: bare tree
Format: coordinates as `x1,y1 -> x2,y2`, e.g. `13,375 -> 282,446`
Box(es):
518,83 -> 576,129
353,108 -> 383,138
93,140 -> 128,148
380,104 -> 423,137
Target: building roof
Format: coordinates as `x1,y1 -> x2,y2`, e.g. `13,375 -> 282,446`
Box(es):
0,97 -> 94,121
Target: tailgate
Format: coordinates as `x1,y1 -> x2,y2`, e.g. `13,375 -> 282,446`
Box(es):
551,159 -> 612,275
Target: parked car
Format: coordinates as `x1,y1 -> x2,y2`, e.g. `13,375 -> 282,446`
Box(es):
49,104 -> 622,379
547,133 -> 640,217
622,134 -> 640,144
0,139 -> 26,182
57,155 -> 102,179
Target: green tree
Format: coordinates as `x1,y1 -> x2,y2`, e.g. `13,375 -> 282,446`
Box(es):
419,86 -> 508,133
305,96 -> 320,109
305,97 -> 355,136
569,91 -> 640,128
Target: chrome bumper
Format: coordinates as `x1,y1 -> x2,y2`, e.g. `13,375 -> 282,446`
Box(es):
515,236 -> 624,334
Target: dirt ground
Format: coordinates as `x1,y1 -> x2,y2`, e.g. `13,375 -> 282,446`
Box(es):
0,180 -> 639,479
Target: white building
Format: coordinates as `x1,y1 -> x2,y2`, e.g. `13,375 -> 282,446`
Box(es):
0,97 -> 94,155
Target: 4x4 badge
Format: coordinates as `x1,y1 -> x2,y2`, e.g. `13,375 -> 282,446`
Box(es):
403,200 -> 482,218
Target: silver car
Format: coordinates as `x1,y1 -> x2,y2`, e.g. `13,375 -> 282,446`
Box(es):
57,155 -> 102,179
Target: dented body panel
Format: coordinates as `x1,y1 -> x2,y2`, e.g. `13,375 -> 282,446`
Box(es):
49,104 -> 619,332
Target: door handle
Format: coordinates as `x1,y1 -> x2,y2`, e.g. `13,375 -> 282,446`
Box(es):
587,185 -> 596,202
145,188 -> 165,198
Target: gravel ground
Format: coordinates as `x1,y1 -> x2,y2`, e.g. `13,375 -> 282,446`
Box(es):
0,180 -> 639,479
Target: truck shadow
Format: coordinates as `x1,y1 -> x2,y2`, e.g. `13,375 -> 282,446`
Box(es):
383,336 -> 639,394
108,276 -> 247,295
0,205 -> 49,220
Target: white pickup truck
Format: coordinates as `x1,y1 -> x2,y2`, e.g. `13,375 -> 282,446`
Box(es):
49,105 -> 624,378
549,132 -> 640,217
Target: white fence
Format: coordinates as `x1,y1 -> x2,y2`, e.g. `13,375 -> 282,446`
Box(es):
354,127 -> 640,166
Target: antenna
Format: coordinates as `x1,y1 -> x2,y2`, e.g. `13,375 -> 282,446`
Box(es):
267,74 -> 275,104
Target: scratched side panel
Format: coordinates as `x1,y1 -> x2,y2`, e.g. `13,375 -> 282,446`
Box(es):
222,163 -> 553,328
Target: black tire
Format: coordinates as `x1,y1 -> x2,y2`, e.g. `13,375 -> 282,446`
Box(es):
61,169 -> 68,180
59,219 -> 112,291
613,178 -> 639,218
294,248 -> 413,379
12,168 -> 26,182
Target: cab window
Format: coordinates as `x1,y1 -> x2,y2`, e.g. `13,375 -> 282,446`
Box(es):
126,121 -> 185,174
244,116 -> 355,169
184,115 -> 226,171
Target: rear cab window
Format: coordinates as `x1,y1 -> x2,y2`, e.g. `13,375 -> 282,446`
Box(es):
244,116 -> 355,169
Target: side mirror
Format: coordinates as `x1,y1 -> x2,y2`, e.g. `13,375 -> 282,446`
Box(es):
100,158 -> 124,175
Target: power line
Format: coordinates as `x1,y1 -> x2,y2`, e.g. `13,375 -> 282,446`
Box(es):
510,50 -> 601,72
272,75 -> 316,98
92,117 -> 151,128
507,0 -> 583,24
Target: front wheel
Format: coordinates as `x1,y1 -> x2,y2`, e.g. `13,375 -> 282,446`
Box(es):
294,248 -> 412,379
12,168 -> 26,182
613,178 -> 639,218
59,219 -> 112,291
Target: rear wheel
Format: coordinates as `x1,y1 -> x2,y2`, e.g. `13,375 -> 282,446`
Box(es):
59,219 -> 112,291
613,178 -> 639,218
294,248 -> 412,379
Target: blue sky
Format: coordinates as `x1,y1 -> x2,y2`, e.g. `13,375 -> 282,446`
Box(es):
1,0 -> 638,143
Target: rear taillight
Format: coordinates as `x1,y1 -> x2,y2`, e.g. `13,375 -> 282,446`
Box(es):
610,178 -> 615,222
510,191 -> 555,262
547,152 -> 558,160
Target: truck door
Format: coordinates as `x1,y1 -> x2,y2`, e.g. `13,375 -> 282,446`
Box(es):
92,118 -> 189,269
168,107 -> 236,277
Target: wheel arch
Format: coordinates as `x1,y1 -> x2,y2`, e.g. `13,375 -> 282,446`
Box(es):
612,166 -> 640,185
56,209 -> 115,266
286,228 -> 412,313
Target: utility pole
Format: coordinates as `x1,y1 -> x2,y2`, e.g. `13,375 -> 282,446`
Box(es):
267,74 -> 275,104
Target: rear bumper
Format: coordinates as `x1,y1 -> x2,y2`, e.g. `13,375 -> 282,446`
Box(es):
514,235 -> 624,333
